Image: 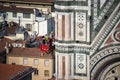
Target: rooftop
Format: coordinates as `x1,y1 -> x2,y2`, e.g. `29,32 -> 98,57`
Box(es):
0,0 -> 54,3
0,6 -> 34,13
0,0 -> 54,5
0,63 -> 36,80
8,47 -> 53,59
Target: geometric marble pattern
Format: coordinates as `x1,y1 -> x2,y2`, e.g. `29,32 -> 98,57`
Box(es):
91,9 -> 120,52
100,0 -> 107,8
54,0 -> 120,80
101,23 -> 120,48
104,64 -> 120,80
76,12 -> 87,41
75,54 -> 87,74
90,41 -> 120,80
93,0 -> 115,29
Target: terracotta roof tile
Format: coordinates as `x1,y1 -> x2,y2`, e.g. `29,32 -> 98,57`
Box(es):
1,0 -> 54,3
25,0 -> 54,3
0,0 -> 54,5
8,47 -> 52,58
7,23 -> 18,34
0,6 -> 34,13
7,26 -> 17,34
0,63 -> 35,80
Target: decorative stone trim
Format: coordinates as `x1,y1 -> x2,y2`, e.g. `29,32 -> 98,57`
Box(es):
93,0 -> 115,29
90,46 -> 120,70
55,39 -> 91,44
113,29 -> 120,42
55,1 -> 88,6
100,62 -> 120,80
54,4 -> 89,11
55,45 -> 90,53
74,53 -> 87,75
91,9 -> 120,52
91,0 -> 119,43
90,53 -> 120,80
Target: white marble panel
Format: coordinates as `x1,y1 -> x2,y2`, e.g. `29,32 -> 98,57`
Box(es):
75,53 -> 87,74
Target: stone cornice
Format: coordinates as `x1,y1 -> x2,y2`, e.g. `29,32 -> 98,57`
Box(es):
90,46 -> 120,71
55,1 -> 88,6
55,44 -> 90,53
54,4 -> 89,11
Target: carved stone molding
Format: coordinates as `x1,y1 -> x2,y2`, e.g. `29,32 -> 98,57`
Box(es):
55,45 -> 90,53
90,47 -> 120,70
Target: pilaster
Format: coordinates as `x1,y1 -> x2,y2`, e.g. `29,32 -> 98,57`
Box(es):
65,55 -> 70,79
58,54 -> 62,79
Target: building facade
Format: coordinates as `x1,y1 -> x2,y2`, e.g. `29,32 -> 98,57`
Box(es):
0,0 -> 55,36
0,37 -> 13,63
7,48 -> 53,80
54,0 -> 120,80
0,0 -> 54,12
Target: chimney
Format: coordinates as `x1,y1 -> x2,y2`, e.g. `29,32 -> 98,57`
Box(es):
41,52 -> 45,56
5,42 -> 9,53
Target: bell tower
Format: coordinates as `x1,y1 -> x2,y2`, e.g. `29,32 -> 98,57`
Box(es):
54,0 -> 91,80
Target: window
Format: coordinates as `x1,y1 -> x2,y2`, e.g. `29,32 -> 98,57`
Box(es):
25,24 -> 32,31
12,63 -> 16,65
34,59 -> 39,66
0,12 -> 1,16
34,69 -> 39,75
23,13 -> 31,18
23,58 -> 28,65
12,12 -> 17,18
44,60 -> 49,66
44,70 -> 49,77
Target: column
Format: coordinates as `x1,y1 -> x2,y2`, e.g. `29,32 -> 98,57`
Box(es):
58,14 -> 62,40
55,14 -> 58,39
65,55 -> 70,79
71,53 -> 74,78
87,21 -> 90,42
55,53 -> 58,77
65,14 -> 69,40
118,77 -> 120,80
62,15 -> 65,40
71,13 -> 74,40
58,54 -> 62,78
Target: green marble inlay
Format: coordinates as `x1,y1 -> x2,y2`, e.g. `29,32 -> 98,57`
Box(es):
90,53 -> 120,73
55,8 -> 88,13
99,0 -> 108,15
96,11 -> 120,50
56,39 -> 91,44
91,44 -> 120,58
55,49 -> 73,53
91,0 -> 119,41
55,1 -> 88,6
